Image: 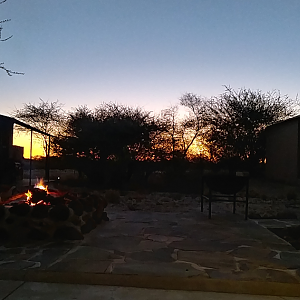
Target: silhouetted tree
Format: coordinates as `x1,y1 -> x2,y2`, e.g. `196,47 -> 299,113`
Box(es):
178,93 -> 211,159
12,99 -> 65,156
55,103 -> 161,185
149,106 -> 181,160
57,103 -> 158,161
152,105 -> 203,160
0,0 -> 24,76
206,86 -> 298,164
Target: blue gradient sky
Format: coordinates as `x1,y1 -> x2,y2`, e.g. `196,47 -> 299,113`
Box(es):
1,0 -> 300,116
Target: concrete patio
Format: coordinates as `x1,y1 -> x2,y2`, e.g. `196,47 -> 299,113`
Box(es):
0,207 -> 300,297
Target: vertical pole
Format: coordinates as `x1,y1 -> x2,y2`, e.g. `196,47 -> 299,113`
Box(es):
208,188 -> 212,219
245,177 -> 249,220
29,129 -> 33,186
200,176 -> 204,212
47,135 -> 50,183
233,193 -> 236,214
45,135 -> 50,183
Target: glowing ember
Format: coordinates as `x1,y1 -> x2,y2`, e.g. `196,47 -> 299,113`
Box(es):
30,200 -> 44,206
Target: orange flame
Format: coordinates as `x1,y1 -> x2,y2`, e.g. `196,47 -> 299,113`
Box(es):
34,178 -> 48,193
25,190 -> 32,201
24,178 -> 49,206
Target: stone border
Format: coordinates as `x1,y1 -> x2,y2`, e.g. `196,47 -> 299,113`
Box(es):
0,269 -> 299,297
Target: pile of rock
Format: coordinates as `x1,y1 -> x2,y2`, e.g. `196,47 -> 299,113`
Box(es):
0,191 -> 108,242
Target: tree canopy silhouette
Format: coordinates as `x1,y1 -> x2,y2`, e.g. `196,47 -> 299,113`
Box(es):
204,86 -> 298,164
56,103 -> 159,162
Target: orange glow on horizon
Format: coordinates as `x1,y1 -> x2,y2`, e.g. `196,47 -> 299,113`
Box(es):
13,128 -> 45,159
12,125 -> 209,160
186,140 -> 210,160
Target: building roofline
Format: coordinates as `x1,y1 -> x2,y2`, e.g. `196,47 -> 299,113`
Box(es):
266,115 -> 300,131
0,114 -> 51,136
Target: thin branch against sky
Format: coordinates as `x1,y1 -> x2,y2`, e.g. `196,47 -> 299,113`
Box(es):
1,0 -> 299,115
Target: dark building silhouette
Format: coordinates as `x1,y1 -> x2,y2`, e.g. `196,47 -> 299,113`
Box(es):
266,116 -> 300,184
0,114 -> 48,184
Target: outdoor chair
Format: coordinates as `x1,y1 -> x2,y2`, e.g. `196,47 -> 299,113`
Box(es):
200,171 -> 249,220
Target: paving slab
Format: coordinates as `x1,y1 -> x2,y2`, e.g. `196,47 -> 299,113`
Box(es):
126,248 -> 175,263
0,208 -> 300,296
83,235 -> 143,252
254,219 -> 300,229
48,258 -> 112,273
111,261 -> 209,277
0,260 -> 36,270
279,251 -> 300,268
0,280 -> 23,299
66,246 -> 123,261
177,250 -> 237,269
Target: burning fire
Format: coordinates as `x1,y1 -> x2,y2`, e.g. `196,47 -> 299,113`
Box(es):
25,178 -> 49,206
3,178 -> 66,206
25,190 -> 32,201
34,178 -> 48,192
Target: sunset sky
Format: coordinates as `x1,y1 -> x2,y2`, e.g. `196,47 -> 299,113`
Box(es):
12,128 -> 45,158
1,0 -> 300,157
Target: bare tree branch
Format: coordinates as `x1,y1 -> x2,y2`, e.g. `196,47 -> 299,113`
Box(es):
0,62 -> 24,76
0,0 -> 24,76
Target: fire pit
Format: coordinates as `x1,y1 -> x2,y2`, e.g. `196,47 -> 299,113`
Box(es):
0,179 -> 108,242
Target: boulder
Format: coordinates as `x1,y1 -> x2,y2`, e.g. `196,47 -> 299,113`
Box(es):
31,204 -> 49,219
68,200 -> 84,216
81,218 -> 96,234
0,205 -> 6,220
27,228 -> 50,240
9,203 -> 31,217
49,205 -> 70,221
0,227 -> 9,241
53,226 -> 83,240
